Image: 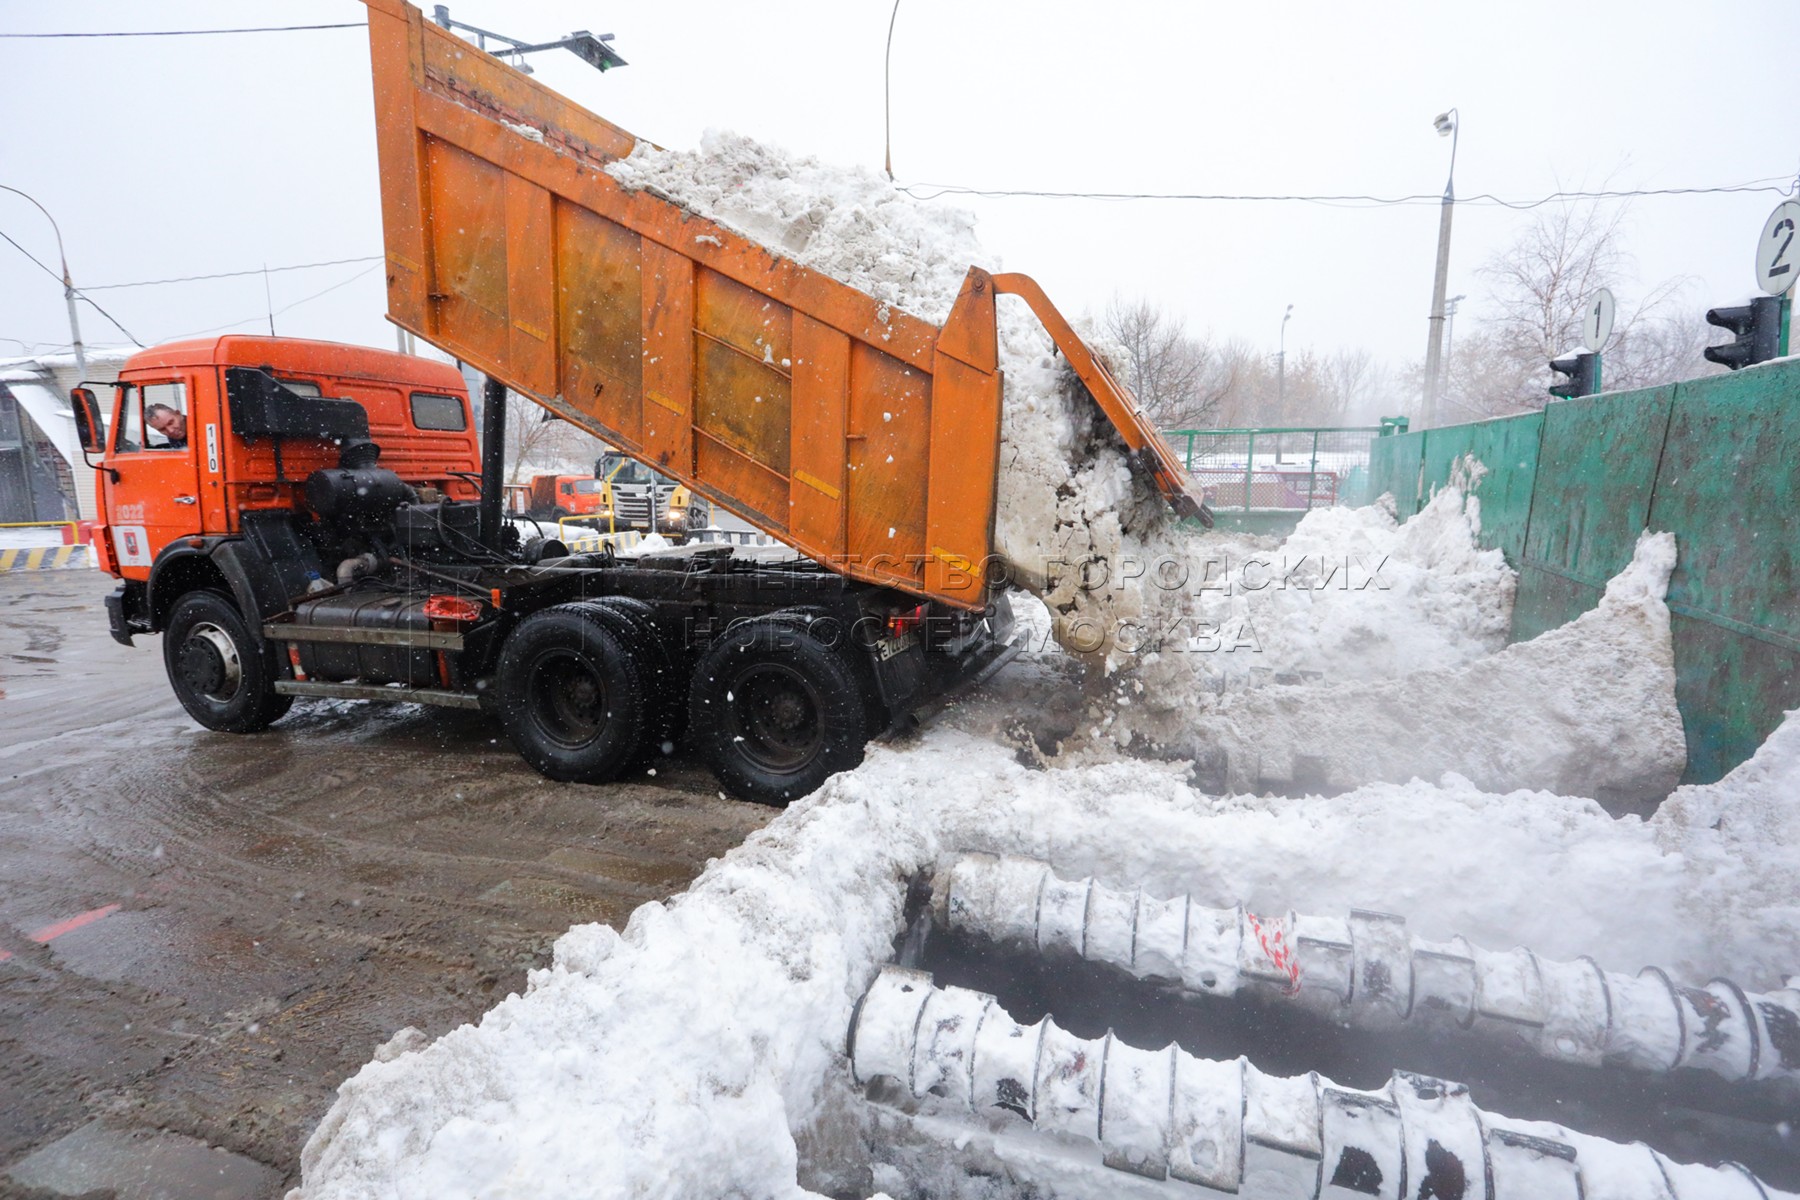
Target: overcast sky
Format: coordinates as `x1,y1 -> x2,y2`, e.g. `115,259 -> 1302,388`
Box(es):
2,1 -> 1793,396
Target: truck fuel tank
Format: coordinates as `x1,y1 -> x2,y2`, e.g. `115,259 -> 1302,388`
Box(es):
291,592 -> 442,687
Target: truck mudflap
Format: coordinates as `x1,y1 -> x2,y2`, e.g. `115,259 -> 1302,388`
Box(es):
105,582 -> 144,647
872,592 -> 1020,735
898,635 -> 1022,732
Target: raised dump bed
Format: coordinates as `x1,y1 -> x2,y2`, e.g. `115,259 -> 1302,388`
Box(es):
364,0 -> 1205,611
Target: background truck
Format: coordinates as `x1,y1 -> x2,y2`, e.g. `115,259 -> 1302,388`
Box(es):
68,0 -> 1206,807
523,472 -> 610,522
593,450 -> 712,538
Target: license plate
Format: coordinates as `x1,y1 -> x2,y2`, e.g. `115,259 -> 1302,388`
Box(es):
876,630 -> 918,661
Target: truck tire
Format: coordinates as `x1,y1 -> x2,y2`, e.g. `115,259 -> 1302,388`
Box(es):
162,590 -> 293,733
588,596 -> 686,762
689,614 -> 869,806
495,603 -> 647,784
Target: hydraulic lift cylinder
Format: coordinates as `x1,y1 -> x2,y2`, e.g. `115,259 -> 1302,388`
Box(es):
479,375 -> 506,551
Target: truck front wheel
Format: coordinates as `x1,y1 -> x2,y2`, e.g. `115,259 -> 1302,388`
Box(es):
163,591 -> 293,733
495,605 -> 648,784
689,616 -> 869,806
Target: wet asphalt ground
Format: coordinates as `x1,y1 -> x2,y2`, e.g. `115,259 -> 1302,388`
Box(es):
0,567 -> 775,1197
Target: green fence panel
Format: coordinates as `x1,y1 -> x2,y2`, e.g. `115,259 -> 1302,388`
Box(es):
1367,430 -> 1426,518
1648,367 -> 1800,782
1461,413 -> 1542,567
1410,414 -> 1544,565
1380,360 -> 1800,785
1511,385 -> 1675,643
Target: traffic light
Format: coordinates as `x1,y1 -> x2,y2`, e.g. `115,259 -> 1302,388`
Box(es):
1547,351 -> 1599,400
1703,296 -> 1786,370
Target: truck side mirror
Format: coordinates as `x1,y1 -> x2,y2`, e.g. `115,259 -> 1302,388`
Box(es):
70,386 -> 105,453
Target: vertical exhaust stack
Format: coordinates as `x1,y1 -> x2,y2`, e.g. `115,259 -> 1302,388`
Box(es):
479,375 -> 506,552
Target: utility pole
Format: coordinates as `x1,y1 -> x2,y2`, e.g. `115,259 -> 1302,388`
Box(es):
1422,109 -> 1459,430
1442,293 -> 1466,406
0,184 -> 86,379
1276,303 -> 1294,410
1275,304 -> 1293,462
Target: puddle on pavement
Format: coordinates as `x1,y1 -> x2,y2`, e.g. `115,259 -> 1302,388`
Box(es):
5,1120 -> 280,1200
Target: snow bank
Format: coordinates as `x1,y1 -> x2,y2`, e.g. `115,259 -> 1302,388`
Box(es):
1103,530 -> 1683,805
293,702 -> 1800,1200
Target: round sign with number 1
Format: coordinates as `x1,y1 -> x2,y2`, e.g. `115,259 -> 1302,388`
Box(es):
1758,200 -> 1800,296
1582,287 -> 1615,350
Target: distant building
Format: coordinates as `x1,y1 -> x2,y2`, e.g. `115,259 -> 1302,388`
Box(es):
0,349 -> 131,522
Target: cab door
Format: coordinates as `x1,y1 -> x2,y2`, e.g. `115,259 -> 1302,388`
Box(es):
104,378 -> 201,582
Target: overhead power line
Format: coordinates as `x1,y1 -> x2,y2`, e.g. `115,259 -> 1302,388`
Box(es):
0,23 -> 362,39
85,255 -> 383,290
901,177 -> 1800,210
0,227 -> 142,346
164,263 -> 384,342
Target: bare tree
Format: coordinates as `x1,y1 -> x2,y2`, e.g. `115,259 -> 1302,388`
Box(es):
1098,297 -> 1231,429
1449,201 -> 1714,416
503,389 -> 606,483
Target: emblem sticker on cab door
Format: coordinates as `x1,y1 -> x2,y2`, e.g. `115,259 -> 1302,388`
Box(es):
114,525 -> 152,567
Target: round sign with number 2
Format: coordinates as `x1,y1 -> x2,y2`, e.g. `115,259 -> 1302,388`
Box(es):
1757,200 -> 1800,297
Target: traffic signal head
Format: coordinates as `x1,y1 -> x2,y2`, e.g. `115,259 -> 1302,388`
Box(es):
1703,296 -> 1783,371
1547,351 -> 1599,400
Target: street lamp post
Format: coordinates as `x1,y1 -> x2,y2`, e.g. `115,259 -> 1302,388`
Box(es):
1442,292 -> 1467,404
0,184 -> 86,379
1421,108 -> 1459,429
1276,303 -> 1294,409
1276,304 -> 1293,462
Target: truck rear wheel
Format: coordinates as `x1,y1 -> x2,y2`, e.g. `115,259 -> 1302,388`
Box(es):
689,615 -> 869,806
588,596 -> 686,763
163,590 -> 293,733
495,604 -> 647,784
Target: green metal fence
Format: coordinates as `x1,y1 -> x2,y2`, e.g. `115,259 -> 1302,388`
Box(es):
1367,358 -> 1800,785
1164,422 -> 1406,519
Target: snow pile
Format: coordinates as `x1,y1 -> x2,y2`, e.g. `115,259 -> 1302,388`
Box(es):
609,130 -> 980,326
293,703 -> 1800,1200
1217,482 -> 1516,681
1089,531 -> 1683,805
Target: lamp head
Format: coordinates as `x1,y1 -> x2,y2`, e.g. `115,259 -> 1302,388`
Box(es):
1433,111 -> 1456,137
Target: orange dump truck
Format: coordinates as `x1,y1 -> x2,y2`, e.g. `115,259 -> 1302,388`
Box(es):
74,2 -> 1208,809
363,0 -> 1206,613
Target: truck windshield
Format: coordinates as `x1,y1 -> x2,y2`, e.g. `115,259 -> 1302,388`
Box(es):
571,480 -> 602,494
601,456 -> 656,485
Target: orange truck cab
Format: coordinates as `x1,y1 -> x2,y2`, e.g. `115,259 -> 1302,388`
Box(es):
526,473 -> 610,521
72,335 -> 479,646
